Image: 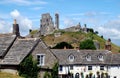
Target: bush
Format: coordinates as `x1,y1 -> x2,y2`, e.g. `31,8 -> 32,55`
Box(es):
80,39 -> 96,50
18,55 -> 39,78
44,72 -> 51,78
51,63 -> 59,78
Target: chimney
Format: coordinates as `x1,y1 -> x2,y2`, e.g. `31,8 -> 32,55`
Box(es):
13,19 -> 20,36
105,38 -> 111,51
64,46 -> 67,49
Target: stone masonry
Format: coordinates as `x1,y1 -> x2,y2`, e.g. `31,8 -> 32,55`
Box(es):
40,13 -> 59,36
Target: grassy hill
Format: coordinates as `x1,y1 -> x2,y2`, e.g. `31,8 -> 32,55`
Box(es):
30,30 -> 120,52
42,31 -> 120,52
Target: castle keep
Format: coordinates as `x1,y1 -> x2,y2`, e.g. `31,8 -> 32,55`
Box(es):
40,13 -> 59,36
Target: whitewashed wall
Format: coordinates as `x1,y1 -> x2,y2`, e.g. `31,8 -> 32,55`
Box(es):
59,65 -> 111,78
108,66 -> 120,78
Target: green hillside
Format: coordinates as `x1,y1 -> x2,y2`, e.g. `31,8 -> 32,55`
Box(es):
42,31 -> 120,52
30,30 -> 120,52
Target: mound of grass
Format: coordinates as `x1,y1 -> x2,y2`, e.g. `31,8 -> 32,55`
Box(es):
42,31 -> 120,52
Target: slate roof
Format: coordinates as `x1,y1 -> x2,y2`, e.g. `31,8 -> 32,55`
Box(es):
111,53 -> 120,65
0,34 -> 16,58
0,38 -> 39,65
52,49 -> 120,65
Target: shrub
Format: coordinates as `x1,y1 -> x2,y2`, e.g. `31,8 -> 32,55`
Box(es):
80,39 -> 96,50
18,55 -> 39,78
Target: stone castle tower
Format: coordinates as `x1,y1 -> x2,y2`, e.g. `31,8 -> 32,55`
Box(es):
55,13 -> 59,30
40,13 -> 59,36
13,19 -> 20,36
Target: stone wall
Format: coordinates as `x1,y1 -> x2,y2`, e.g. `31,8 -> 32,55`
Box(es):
32,39 -> 58,78
40,13 -> 55,36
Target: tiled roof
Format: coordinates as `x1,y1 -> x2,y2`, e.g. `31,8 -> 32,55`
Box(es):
0,38 -> 39,65
52,49 -> 120,65
0,34 -> 16,58
111,53 -> 120,64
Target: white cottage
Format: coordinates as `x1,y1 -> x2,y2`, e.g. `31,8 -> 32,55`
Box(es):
52,49 -> 120,78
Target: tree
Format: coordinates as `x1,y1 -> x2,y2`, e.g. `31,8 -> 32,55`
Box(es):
89,28 -> 94,33
52,42 -> 73,49
18,55 -> 39,78
51,62 -> 59,78
80,39 -> 96,50
94,31 -> 98,34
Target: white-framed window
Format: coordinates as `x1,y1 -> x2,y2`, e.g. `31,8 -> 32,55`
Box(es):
68,54 -> 75,62
98,54 -> 104,61
86,54 -> 91,61
37,54 -> 45,66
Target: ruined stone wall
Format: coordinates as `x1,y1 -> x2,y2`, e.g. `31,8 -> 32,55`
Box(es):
40,13 -> 55,36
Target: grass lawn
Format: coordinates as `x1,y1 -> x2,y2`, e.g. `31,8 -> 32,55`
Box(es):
0,72 -> 23,78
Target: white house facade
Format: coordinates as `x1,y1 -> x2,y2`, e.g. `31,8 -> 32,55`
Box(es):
52,49 -> 120,78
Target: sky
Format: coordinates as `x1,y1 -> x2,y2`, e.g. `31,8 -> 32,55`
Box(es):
0,0 -> 120,46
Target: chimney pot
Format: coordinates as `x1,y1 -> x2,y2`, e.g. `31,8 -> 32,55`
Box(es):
14,19 -> 17,24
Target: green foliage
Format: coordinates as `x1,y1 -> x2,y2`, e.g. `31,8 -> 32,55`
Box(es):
89,28 -> 94,33
94,31 -> 99,34
54,30 -> 65,34
30,30 -> 38,35
44,72 -> 51,78
87,32 -> 94,40
43,62 -> 58,78
18,55 -> 39,78
80,39 -> 96,50
52,42 -> 73,49
51,62 -> 59,78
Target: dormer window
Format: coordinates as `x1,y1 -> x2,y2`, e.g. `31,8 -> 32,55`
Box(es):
86,54 -> 91,61
68,54 -> 75,62
98,54 -> 104,61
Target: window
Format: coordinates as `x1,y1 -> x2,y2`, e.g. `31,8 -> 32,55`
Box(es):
98,54 -> 104,61
37,54 -> 45,66
100,66 -> 104,70
88,66 -> 92,70
70,65 -> 73,70
86,54 -> 91,61
68,54 -> 75,62
59,65 -> 63,71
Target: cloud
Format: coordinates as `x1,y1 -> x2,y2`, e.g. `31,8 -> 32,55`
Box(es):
97,25 -> 120,46
10,9 -> 32,36
10,9 -> 20,17
97,26 -> 120,39
95,18 -> 120,45
0,0 -> 47,6
69,11 -> 110,17
84,12 -> 97,17
0,18 -> 11,33
30,7 -> 44,10
89,17 -> 120,46
63,18 -> 77,28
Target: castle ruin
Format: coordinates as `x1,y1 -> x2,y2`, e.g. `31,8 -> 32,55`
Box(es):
40,13 -> 59,36
40,13 -> 92,36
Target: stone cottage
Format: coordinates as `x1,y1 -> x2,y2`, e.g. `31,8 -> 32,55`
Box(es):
0,19 -> 57,78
